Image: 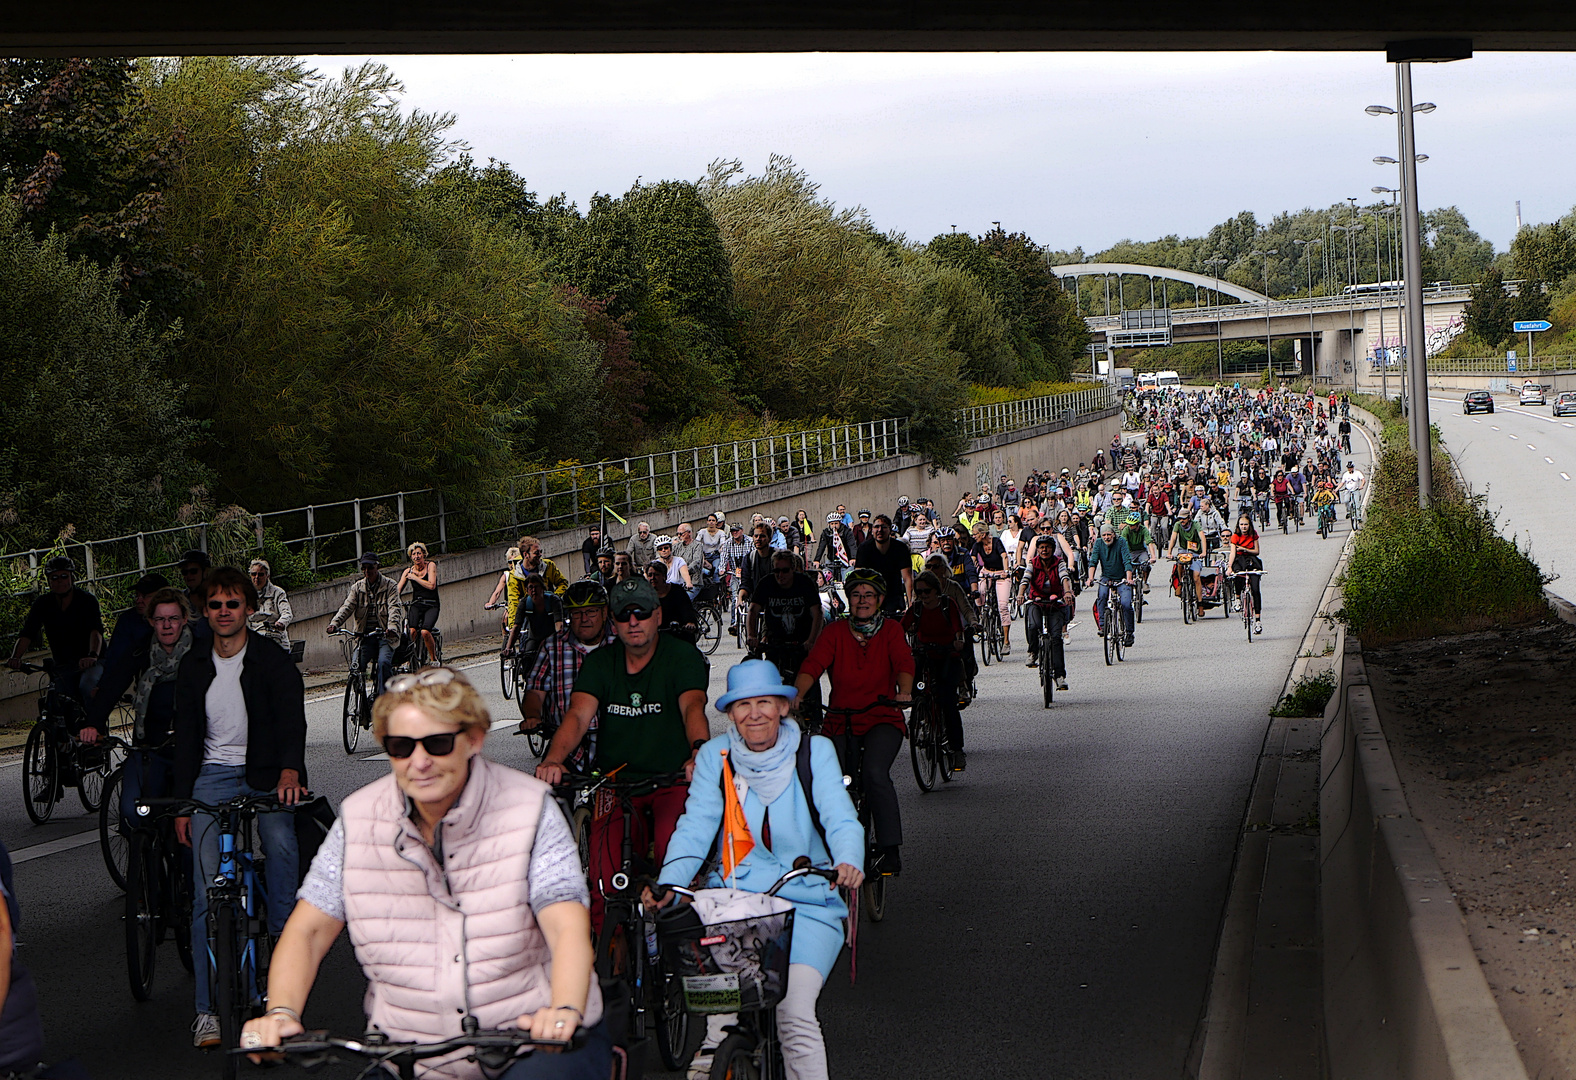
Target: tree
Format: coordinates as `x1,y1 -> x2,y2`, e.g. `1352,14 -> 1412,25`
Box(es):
1422,207 -> 1495,285
0,198 -> 205,549
1511,221 -> 1576,287
1462,267 -> 1513,344
0,58 -> 186,318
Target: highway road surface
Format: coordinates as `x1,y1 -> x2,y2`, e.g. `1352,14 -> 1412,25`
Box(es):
1428,392 -> 1576,606
3,432 -> 1371,1080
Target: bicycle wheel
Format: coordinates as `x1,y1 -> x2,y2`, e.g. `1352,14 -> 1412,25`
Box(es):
22,723 -> 58,825
1102,601 -> 1116,667
708,1033 -> 761,1080
341,675 -> 362,754
935,705 -> 955,784
499,648 -> 514,699
513,655 -> 530,702
978,622 -> 991,667
654,964 -> 702,1071
526,722 -> 552,760
78,739 -> 120,813
1134,583 -> 1144,625
862,818 -> 887,923
214,903 -> 245,1079
909,700 -> 937,792
989,616 -> 1004,662
698,606 -> 723,656
124,831 -> 159,1001
1244,588 -> 1255,644
571,804 -> 592,870
1040,640 -> 1054,708
1114,617 -> 1126,662
99,765 -> 129,891
168,836 -> 195,973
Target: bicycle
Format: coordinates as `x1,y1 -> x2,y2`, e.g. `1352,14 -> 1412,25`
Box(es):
1232,568 -> 1266,644
1029,599 -> 1067,708
142,792 -> 306,1079
904,653 -> 953,791
401,601 -> 444,668
656,863 -> 839,1080
556,768 -> 698,1073
13,660 -> 123,824
122,778 -> 196,1000
692,580 -> 727,656
240,1015 -> 586,1080
1175,554 -> 1199,624
1094,579 -> 1127,666
1316,499 -> 1336,540
821,699 -> 911,924
332,628 -> 387,754
975,574 -> 1006,665
1253,491 -> 1271,529
1132,560 -> 1151,625
484,601 -> 517,699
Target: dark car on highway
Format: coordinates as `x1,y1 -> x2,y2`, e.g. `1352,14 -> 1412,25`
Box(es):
1462,390 -> 1494,414
1554,391 -> 1576,418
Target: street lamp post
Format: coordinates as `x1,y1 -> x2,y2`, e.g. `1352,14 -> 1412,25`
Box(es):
1370,70 -> 1442,505
1331,222 -> 1364,393
1250,249 -> 1278,382
1203,257 -> 1228,383
1373,186 -> 1406,410
1294,238 -> 1322,382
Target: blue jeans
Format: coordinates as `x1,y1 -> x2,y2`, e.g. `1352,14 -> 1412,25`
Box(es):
190,764 -> 299,1015
357,637 -> 395,698
1096,579 -> 1135,639
499,1021 -> 612,1080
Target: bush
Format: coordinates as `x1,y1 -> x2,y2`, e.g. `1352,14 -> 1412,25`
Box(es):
1339,422 -> 1549,643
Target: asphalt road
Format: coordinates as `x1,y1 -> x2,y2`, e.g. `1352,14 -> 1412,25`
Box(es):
1427,392 -> 1576,606
5,431 -> 1371,1080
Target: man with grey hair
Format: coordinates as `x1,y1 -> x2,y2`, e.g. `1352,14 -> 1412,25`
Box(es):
673,522 -> 708,598
247,559 -> 293,650
626,521 -> 656,569
1086,520 -> 1136,647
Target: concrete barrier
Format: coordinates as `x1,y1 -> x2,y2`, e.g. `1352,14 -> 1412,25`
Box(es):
1320,628 -> 1529,1080
1,407 -> 1121,715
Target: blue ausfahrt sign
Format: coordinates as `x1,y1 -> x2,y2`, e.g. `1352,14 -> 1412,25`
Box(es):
1513,320 -> 1552,333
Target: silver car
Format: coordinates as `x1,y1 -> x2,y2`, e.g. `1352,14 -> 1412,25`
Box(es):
1519,381 -> 1547,406
1554,391 -> 1576,418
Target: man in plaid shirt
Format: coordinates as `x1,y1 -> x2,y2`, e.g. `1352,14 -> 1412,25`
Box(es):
517,580 -> 615,767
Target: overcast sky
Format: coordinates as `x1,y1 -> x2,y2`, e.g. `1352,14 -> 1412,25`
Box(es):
319,51 -> 1576,257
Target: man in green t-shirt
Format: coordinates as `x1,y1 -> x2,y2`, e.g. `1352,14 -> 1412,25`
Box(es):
537,577 -> 709,931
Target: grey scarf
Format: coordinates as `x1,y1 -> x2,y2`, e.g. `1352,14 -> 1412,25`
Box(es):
726,717 -> 802,806
133,628 -> 192,740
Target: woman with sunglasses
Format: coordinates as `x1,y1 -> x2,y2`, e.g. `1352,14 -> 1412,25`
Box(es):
240,667 -> 611,1079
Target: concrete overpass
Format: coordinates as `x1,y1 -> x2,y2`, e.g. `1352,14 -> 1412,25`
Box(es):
1056,263 -> 1472,381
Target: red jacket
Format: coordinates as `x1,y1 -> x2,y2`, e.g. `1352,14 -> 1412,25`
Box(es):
799,619 -> 915,736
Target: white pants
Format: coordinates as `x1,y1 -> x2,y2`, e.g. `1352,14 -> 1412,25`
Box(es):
694,963 -> 827,1080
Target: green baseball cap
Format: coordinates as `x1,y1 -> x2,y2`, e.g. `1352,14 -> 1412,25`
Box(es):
608,577 -> 660,616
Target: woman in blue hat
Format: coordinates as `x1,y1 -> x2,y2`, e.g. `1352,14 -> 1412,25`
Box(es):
650,659 -> 864,1080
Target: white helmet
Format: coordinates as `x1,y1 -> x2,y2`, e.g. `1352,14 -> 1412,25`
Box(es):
654,535 -> 675,548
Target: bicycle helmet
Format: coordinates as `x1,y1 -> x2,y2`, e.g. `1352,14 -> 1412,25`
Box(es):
842,568 -> 888,596
934,526 -> 955,539
1125,511 -> 1143,526
564,580 -> 609,609
898,496 -> 910,505
654,535 -> 675,548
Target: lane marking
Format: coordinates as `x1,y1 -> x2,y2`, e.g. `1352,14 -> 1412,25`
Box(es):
10,830 -> 98,864
1546,457 -> 1556,464
1563,473 -> 1572,481
1492,425 -> 1501,430
1528,444 -> 1538,450
1472,419 -> 1482,424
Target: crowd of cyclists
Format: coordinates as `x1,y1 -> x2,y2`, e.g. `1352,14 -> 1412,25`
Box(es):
0,381 -> 1370,1080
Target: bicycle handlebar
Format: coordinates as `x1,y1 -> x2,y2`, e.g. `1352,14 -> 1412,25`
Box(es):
238,1022 -> 587,1070
821,697 -> 913,716
137,793 -> 308,818
551,768 -> 689,799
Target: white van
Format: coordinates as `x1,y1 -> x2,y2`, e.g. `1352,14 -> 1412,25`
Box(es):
1137,372 -> 1159,388
1156,370 -> 1182,388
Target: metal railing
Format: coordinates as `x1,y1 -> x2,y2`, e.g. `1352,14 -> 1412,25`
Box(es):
1417,356 -> 1576,376
3,385 -> 1119,592
1083,283 -> 1475,330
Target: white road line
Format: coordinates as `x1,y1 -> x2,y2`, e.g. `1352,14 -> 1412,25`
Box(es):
1472,419 -> 1482,424
1547,457 -> 1556,464
1492,425 -> 1501,430
1529,444 -> 1538,450
1563,473 -> 1573,481
10,830 -> 98,864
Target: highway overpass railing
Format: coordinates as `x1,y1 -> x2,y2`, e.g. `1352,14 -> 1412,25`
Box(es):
1083,283 -> 1474,331
3,384 -> 1119,593
1417,355 -> 1576,376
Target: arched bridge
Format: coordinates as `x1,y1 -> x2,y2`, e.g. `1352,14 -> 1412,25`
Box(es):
1050,263 -> 1271,304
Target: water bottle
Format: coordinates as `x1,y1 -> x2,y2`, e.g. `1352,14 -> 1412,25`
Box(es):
645,921 -> 658,962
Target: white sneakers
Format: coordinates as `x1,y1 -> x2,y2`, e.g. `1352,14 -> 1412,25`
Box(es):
192,1013 -> 221,1048
1254,619 -> 1263,635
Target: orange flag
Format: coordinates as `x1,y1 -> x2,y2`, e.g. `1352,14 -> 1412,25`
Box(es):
719,751 -> 755,880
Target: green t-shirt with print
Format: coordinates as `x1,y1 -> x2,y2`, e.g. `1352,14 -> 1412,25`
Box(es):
571,632 -> 708,780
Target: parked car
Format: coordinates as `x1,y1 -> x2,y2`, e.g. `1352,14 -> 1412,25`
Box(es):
1462,390 -> 1495,414
1519,381 -> 1547,406
1554,391 -> 1576,418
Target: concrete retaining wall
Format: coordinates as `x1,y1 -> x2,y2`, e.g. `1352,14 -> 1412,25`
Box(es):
1320,401 -> 1530,1080
1,407 -> 1120,716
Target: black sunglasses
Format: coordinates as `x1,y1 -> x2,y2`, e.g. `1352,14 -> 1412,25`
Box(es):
382,733 -> 459,759
613,607 -> 656,623
207,599 -> 243,610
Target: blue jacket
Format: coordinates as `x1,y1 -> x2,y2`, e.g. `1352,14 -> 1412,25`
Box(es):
659,731 -> 864,978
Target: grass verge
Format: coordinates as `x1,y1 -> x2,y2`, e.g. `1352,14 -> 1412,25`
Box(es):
1271,669 -> 1338,717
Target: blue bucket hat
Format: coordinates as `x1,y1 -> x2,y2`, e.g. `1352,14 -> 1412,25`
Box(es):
715,659 -> 799,710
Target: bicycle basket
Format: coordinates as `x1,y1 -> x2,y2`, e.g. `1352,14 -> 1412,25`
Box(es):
656,889 -> 795,1015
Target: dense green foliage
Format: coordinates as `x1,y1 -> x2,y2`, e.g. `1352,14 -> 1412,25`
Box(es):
0,197 -> 205,550
3,58 -> 1093,545
1340,410 -> 1549,642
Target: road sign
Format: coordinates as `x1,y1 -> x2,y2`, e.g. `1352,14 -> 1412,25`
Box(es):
1507,351 -> 1518,373
1513,320 -> 1552,333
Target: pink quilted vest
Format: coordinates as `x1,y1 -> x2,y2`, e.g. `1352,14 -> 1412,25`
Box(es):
340,756 -> 603,1078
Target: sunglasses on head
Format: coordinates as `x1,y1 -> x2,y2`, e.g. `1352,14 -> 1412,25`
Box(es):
382,732 -> 459,759
386,668 -> 460,694
613,607 -> 656,623
207,599 -> 243,610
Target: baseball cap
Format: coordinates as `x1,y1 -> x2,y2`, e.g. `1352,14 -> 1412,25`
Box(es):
179,548 -> 211,569
358,552 -> 381,568
608,577 -> 660,616
45,555 -> 75,575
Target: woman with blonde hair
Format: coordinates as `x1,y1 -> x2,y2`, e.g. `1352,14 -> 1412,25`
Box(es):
398,541 -> 442,665
241,667 -> 609,1078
